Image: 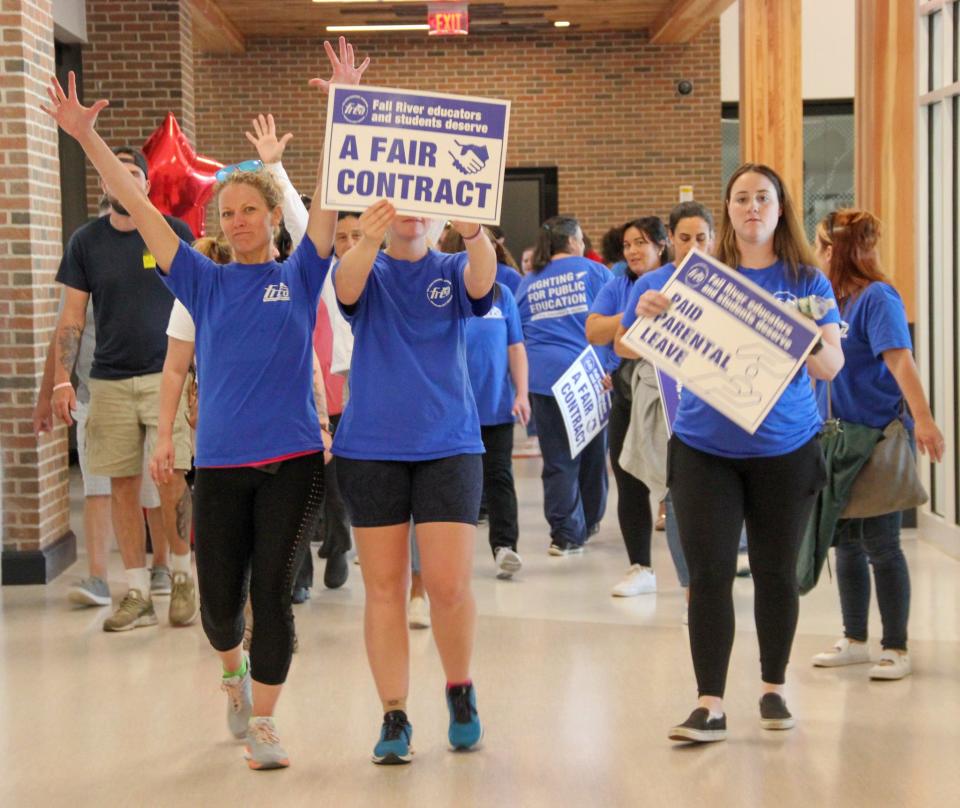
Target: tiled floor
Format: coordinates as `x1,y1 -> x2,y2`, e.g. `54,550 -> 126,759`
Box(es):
1,456 -> 958,807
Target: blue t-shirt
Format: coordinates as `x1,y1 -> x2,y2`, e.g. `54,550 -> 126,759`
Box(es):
332,249 -> 493,461
515,256 -> 612,394
161,237 -> 329,466
466,283 -> 524,425
620,263 -> 677,330
496,262 -> 522,295
610,260 -> 628,278
589,273 -> 641,373
672,261 -> 841,458
828,282 -> 912,429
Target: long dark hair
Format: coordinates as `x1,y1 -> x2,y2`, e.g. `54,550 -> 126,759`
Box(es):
620,216 -> 671,280
532,215 -> 580,272
716,162 -> 817,279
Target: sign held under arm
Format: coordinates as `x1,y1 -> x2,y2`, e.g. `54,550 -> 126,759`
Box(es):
321,85 -> 511,225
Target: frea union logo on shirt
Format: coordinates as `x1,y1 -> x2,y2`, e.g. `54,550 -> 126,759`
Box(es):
426,278 -> 453,307
263,283 -> 291,303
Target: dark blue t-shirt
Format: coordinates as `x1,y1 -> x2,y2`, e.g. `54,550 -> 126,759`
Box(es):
590,272 -> 646,373
827,282 -> 912,428
515,256 -> 612,395
620,263 -> 677,330
332,249 -> 494,461
496,262 -> 522,295
161,237 -> 329,466
672,261 -> 841,458
466,283 -> 524,425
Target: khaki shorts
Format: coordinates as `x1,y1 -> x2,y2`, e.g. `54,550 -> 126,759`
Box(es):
86,373 -> 193,478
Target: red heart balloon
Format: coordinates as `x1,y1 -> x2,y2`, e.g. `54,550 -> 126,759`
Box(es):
142,113 -> 222,238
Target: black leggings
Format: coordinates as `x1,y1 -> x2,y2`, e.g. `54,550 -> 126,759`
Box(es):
668,436 -> 825,698
194,452 -> 324,686
607,388 -> 653,566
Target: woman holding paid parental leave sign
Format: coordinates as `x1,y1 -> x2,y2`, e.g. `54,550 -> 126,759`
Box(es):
629,164 -> 844,745
515,216 -> 612,556
332,200 -> 496,764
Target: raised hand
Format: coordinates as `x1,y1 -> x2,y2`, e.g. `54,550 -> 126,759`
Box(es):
39,71 -> 108,141
309,36 -> 370,93
244,113 -> 293,165
451,221 -> 485,240
359,200 -> 396,246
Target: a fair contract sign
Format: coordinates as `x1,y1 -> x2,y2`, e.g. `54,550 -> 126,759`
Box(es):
321,85 -> 511,225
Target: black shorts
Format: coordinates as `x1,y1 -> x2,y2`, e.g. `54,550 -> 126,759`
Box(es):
336,453 -> 483,528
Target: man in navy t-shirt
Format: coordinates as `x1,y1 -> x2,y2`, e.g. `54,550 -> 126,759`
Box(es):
52,148 -> 198,633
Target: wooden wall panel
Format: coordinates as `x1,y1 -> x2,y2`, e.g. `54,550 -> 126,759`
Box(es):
855,0 -> 918,320
738,0 -> 803,207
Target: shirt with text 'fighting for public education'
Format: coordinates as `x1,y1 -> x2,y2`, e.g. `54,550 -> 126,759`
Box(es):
515,256 -> 612,395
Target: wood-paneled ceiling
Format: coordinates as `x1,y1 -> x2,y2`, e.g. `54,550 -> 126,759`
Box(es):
191,1 -> 734,53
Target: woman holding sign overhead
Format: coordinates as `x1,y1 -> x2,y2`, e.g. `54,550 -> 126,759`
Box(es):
632,164 -> 844,744
515,216 -> 612,555
332,202 -> 496,765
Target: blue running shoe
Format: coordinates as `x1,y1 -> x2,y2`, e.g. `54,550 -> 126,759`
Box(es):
372,710 -> 413,765
446,683 -> 483,750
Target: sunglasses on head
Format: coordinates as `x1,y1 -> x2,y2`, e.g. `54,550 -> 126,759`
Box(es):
215,159 -> 263,183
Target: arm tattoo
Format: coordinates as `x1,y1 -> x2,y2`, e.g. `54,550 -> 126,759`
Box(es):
57,324 -> 82,374
175,484 -> 193,543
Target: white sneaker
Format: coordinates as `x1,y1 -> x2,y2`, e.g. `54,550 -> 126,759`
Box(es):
869,649 -> 911,680
812,638 -> 871,667
610,565 -> 657,597
494,547 -> 522,579
408,596 -> 430,629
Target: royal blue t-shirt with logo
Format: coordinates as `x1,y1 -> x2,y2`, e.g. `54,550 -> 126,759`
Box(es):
589,272 -> 646,373
332,249 -> 494,460
670,261 -> 841,458
825,282 -> 912,429
466,283 -> 524,426
496,262 -> 522,295
515,256 -> 612,395
620,263 -> 677,330
161,237 -> 329,467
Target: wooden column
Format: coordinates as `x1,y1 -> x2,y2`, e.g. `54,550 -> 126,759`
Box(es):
855,1 -> 917,320
739,0 -> 803,206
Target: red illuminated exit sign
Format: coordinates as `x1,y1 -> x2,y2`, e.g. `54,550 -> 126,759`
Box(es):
428,2 -> 469,36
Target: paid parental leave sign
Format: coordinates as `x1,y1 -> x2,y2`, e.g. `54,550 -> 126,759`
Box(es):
321,85 -> 510,224
620,250 -> 821,434
551,346 -> 612,459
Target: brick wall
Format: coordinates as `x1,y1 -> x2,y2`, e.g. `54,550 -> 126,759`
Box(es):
0,0 -> 69,564
82,0 -> 195,212
194,25 -> 722,242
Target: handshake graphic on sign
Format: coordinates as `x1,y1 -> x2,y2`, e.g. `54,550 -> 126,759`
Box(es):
449,140 -> 489,175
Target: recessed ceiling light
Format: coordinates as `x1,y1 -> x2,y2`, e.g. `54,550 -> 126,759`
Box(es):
326,24 -> 431,32
554,21 -> 571,28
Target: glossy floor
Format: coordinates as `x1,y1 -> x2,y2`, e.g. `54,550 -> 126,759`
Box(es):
1,458 -> 958,807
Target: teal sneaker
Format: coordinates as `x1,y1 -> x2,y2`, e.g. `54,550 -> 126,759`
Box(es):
446,683 -> 483,750
372,710 -> 413,765
245,717 -> 290,770
221,662 -> 252,739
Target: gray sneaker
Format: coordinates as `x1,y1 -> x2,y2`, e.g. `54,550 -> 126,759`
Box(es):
221,664 -> 253,739
102,589 -> 158,632
245,717 -> 290,770
168,571 -> 199,626
150,565 -> 172,596
68,576 -> 111,607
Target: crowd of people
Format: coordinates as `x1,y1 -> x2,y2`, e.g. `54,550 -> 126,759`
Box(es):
33,37 -> 944,770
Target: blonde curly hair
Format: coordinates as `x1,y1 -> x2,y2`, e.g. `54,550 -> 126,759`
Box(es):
214,168 -> 283,212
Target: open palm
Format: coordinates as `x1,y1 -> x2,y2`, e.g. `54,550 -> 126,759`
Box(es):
309,36 -> 370,93
40,71 -> 108,140
245,113 -> 293,164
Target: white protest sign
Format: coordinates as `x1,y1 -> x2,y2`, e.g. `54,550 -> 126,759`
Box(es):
550,346 -> 612,459
321,85 -> 510,224
620,249 -> 821,435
